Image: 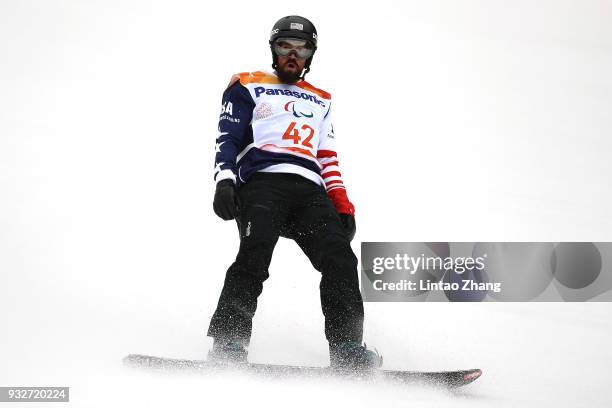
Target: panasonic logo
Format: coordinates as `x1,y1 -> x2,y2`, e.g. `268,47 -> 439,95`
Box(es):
254,86 -> 326,107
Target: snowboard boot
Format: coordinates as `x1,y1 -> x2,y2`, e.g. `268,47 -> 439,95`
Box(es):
329,341 -> 383,371
207,338 -> 248,364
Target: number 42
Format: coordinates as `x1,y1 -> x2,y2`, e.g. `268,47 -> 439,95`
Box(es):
282,122 -> 314,148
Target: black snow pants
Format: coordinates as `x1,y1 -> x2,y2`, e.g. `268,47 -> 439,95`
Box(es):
207,172 -> 364,346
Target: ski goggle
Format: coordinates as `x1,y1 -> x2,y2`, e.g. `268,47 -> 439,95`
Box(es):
273,38 -> 315,59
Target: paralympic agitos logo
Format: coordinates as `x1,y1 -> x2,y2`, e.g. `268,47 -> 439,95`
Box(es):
284,101 -> 313,118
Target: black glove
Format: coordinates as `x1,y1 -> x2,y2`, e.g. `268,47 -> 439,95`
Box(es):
339,213 -> 356,242
213,179 -> 240,220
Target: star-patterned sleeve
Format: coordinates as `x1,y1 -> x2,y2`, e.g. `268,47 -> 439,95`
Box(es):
317,103 -> 355,216
214,79 -> 255,184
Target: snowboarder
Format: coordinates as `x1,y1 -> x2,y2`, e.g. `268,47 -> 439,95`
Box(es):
209,15 -> 381,370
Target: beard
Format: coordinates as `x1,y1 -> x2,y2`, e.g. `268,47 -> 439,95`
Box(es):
275,63 -> 303,84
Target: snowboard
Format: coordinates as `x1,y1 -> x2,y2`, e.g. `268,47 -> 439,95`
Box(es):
123,354 -> 482,388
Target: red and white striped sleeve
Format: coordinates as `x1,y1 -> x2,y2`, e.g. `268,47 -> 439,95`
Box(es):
317,104 -> 355,216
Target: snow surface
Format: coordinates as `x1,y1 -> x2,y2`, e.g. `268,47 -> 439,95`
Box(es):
1,0 -> 612,407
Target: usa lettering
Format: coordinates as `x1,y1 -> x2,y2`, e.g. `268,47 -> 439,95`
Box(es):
220,101 -> 233,116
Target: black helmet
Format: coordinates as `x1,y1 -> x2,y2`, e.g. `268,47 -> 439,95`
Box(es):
269,16 -> 318,78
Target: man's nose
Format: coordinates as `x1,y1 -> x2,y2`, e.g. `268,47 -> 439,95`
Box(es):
287,49 -> 298,58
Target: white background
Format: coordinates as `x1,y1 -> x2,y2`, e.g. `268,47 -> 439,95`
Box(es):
1,0 -> 611,407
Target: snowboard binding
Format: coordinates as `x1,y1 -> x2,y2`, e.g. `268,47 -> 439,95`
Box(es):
207,339 -> 248,364
329,342 -> 383,371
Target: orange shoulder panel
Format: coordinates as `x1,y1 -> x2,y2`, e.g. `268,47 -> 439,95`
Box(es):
227,72 -> 331,100
237,71 -> 281,85
297,80 -> 331,100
